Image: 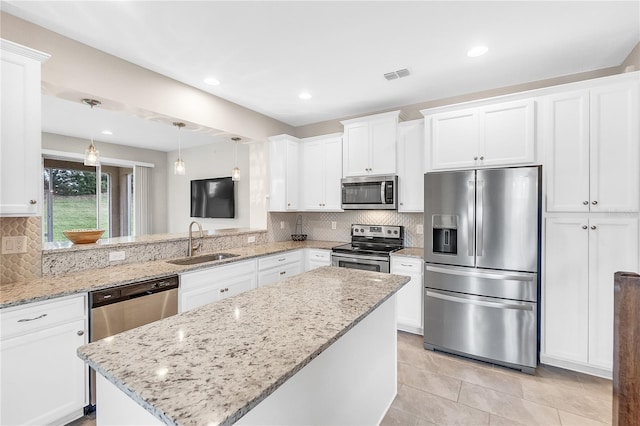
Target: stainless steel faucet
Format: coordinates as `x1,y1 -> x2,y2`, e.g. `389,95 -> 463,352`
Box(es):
188,221 -> 203,256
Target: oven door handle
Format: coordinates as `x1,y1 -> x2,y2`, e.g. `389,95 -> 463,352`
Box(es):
331,251 -> 389,262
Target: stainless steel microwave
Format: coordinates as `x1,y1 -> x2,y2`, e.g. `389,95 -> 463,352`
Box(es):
341,175 -> 397,210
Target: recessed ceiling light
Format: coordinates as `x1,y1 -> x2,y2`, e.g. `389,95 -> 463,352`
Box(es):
101,130 -> 112,135
204,77 -> 220,86
299,92 -> 312,100
467,45 -> 488,57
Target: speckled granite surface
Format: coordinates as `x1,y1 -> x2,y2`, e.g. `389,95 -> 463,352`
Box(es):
77,266 -> 409,426
0,241 -> 339,309
392,247 -> 424,259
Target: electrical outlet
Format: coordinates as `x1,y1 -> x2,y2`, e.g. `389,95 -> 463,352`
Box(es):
280,221 -> 285,229
2,236 -> 28,254
247,236 -> 256,243
109,251 -> 126,262
416,225 -> 424,235
331,221 -> 337,230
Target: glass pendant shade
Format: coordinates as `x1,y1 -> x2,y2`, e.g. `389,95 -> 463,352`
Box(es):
82,98 -> 101,166
173,122 -> 186,175
232,166 -> 241,181
84,142 -> 100,166
174,157 -> 186,175
231,137 -> 241,181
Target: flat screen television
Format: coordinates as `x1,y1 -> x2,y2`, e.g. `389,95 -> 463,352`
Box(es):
190,177 -> 235,218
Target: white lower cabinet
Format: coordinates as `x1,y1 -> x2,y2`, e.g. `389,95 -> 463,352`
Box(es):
305,249 -> 331,271
258,250 -> 303,287
0,294 -> 88,425
390,256 -> 424,334
179,259 -> 257,313
543,216 -> 639,376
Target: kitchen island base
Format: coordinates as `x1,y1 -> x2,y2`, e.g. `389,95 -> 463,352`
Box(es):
95,296 -> 398,425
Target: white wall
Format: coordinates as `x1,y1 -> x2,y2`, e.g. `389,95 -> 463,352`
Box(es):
166,140 -> 251,233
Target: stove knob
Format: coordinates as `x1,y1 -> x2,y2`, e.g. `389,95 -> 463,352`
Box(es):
387,230 -> 391,234
360,228 -> 364,232
394,230 -> 398,234
354,229 -> 359,233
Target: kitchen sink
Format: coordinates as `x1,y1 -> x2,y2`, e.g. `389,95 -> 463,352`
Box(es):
167,253 -> 239,265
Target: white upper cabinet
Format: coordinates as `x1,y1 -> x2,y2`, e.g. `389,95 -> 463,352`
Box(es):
341,110 -> 401,177
481,100 -> 535,167
590,82 -> 639,212
301,133 -> 343,211
397,119 -> 424,212
423,99 -> 535,171
268,135 -> 300,212
1,40 -> 49,216
544,81 -> 639,212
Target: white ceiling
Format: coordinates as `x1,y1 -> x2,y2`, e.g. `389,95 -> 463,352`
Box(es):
3,1 -> 640,148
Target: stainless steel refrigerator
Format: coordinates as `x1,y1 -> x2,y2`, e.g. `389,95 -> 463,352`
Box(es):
423,166 -> 540,374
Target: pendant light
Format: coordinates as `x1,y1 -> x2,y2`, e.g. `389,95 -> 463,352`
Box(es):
173,122 -> 186,175
231,137 -> 241,181
82,98 -> 101,166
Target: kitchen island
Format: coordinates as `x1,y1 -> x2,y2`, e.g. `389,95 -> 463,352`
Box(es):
78,266 -> 409,425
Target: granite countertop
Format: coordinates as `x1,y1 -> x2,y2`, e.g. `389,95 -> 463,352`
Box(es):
77,266 -> 410,426
0,240 -> 340,309
392,247 -> 424,259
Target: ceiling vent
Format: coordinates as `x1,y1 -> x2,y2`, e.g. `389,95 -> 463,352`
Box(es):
384,68 -> 411,81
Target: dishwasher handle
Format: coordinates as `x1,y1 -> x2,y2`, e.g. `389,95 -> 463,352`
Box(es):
90,276 -> 179,308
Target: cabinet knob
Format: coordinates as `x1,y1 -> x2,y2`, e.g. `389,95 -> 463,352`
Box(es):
583,201 -> 589,205
479,156 -> 484,160
29,200 -> 37,205
591,225 -> 597,230
592,201 -> 598,205
582,225 -> 588,229
473,156 -> 478,161
77,330 -> 84,336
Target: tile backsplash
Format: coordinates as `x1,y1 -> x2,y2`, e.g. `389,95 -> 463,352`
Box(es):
1,211 -> 423,284
0,217 -> 42,284
268,211 -> 424,248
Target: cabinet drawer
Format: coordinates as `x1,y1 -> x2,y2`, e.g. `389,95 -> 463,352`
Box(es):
258,250 -> 303,270
391,257 -> 423,274
1,294 -> 86,340
258,263 -> 303,287
181,259 -> 256,291
307,249 -> 330,261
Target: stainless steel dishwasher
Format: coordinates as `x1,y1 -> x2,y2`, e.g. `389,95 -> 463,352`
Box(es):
88,275 -> 179,406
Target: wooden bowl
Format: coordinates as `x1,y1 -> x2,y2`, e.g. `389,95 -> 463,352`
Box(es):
63,229 -> 105,244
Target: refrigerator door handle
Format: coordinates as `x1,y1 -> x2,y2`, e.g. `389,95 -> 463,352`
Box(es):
426,289 -> 534,311
476,179 -> 484,257
467,180 -> 475,257
425,265 -> 536,281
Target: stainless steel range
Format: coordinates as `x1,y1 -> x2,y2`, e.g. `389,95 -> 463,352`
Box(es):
331,224 -> 404,273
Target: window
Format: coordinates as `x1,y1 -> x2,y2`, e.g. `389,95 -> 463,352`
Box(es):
43,158 -> 133,243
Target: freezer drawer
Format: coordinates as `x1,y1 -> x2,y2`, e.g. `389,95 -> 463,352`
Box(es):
425,264 -> 537,302
424,288 -> 537,371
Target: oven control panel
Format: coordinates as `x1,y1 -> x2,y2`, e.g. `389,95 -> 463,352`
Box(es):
351,224 -> 403,239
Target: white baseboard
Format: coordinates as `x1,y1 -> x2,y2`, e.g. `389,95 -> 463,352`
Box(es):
540,354 -> 612,379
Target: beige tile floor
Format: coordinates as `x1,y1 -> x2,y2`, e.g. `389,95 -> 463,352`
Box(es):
68,331 -> 612,426
381,331 -> 613,426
